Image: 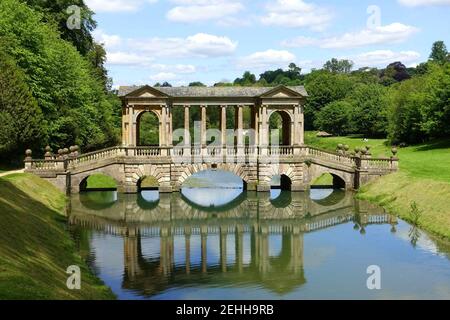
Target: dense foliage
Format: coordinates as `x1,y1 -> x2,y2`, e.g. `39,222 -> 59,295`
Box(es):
0,0 -> 120,164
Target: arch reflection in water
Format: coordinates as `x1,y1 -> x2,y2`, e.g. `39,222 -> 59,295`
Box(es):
69,189 -> 399,299
181,170 -> 245,208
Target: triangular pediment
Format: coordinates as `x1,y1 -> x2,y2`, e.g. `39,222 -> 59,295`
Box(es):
125,85 -> 169,98
259,85 -> 303,98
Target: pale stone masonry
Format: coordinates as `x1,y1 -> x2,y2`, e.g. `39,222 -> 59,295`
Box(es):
24,85 -> 399,194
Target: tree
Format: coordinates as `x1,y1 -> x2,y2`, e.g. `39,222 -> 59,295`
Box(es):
387,77 -> 425,144
347,83 -> 388,137
323,58 -> 354,74
380,62 -> 411,85
303,70 -> 355,130
189,82 -> 206,87
314,101 -> 353,136
24,0 -> 97,55
87,42 -> 111,91
0,0 -> 119,153
0,46 -> 45,160
429,41 -> 448,64
234,71 -> 257,86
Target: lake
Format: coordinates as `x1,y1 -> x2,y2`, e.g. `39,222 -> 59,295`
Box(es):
68,172 -> 450,300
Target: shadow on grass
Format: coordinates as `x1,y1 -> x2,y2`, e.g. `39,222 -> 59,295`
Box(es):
414,139 -> 450,152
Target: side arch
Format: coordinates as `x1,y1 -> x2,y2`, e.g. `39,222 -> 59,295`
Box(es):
308,163 -> 354,190
71,165 -> 124,193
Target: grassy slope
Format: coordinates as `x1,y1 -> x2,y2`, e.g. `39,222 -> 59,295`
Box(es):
305,132 -> 450,239
0,173 -> 115,300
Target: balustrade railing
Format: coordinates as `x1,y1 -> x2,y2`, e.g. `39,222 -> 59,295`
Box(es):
25,145 -> 398,172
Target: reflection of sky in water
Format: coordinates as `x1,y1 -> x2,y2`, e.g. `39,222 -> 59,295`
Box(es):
270,189 -> 281,200
309,189 -> 334,201
185,170 -> 244,188
182,188 -> 243,207
140,190 -> 159,202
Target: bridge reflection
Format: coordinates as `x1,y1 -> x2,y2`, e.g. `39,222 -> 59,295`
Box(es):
68,191 -> 397,297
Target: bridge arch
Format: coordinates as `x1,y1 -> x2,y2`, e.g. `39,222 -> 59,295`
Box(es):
308,164 -> 354,190
177,163 -> 251,190
268,110 -> 292,146
72,167 -> 123,193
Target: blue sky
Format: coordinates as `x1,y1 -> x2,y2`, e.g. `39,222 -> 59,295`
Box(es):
85,0 -> 450,87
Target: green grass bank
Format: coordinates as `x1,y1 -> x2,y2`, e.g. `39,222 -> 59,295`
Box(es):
0,173 -> 115,299
306,132 -> 450,239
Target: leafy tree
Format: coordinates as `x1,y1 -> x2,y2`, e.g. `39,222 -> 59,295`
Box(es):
323,58 -> 354,74
24,0 -> 96,55
387,77 -> 425,144
380,62 -> 411,85
189,82 -> 206,87
347,83 -> 388,137
234,71 -> 257,86
303,70 -> 355,130
429,41 -> 448,64
87,42 -> 111,91
314,101 -> 353,136
0,0 -> 119,152
0,45 -> 45,160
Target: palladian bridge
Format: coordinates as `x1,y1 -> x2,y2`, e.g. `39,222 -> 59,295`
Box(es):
24,85 -> 398,194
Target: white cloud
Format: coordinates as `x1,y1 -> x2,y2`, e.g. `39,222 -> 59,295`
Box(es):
236,49 -> 296,69
85,0 -> 157,12
167,0 -> 244,22
398,0 -> 450,7
151,64 -> 196,74
93,30 -> 122,49
261,0 -> 333,31
96,31 -> 237,61
107,52 -> 154,66
130,33 -> 238,58
349,50 -> 421,68
149,72 -> 179,82
282,23 -> 419,49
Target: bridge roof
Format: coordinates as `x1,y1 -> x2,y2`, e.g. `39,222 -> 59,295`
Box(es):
118,85 -> 308,98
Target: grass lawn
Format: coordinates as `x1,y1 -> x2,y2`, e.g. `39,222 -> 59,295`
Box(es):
305,131 -> 450,239
0,173 -> 115,299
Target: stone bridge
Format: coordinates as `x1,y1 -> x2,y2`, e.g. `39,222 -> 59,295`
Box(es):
24,145 -> 398,194
24,85 -> 398,193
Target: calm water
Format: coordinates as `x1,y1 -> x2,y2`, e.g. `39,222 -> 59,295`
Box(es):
69,179 -> 450,300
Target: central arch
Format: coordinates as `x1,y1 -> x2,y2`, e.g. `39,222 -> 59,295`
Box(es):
268,110 -> 292,146
177,163 -> 252,190
136,110 -> 160,146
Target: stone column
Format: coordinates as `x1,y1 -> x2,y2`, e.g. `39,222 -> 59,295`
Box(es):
128,104 -> 134,146
236,105 -> 244,147
220,105 -> 227,147
122,106 -> 128,146
161,106 -> 167,147
167,106 -> 173,147
299,104 -> 304,145
201,105 -> 207,147
184,105 -> 190,146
